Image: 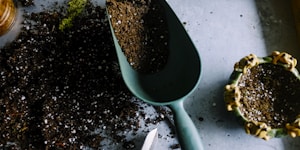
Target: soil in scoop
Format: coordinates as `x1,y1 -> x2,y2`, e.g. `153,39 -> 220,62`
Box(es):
106,0 -> 169,73
238,63 -> 300,128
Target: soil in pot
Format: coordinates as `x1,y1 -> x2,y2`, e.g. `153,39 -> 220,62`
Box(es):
238,63 -> 300,128
106,0 -> 169,73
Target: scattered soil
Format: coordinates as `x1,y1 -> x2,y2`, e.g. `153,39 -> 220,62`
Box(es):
238,63 -> 300,128
106,0 -> 169,73
0,1 -> 173,149
18,0 -> 35,7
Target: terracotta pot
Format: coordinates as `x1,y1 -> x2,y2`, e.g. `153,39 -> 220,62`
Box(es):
0,0 -> 17,36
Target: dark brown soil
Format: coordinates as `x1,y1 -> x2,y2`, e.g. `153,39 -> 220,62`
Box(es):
0,1 -> 172,149
18,0 -> 35,7
106,0 -> 169,73
238,63 -> 300,128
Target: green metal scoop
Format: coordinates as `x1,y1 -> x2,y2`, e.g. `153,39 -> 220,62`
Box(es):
107,1 -> 203,149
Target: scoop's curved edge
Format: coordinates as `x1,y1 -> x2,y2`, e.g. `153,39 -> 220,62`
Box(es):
105,0 -> 202,105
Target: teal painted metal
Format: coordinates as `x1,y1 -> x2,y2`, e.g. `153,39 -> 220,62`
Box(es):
107,0 -> 203,149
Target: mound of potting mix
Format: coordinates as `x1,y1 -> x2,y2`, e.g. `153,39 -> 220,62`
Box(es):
106,0 -> 169,73
0,1 -> 174,149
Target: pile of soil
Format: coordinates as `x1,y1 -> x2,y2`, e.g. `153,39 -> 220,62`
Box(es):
238,63 -> 300,128
106,0 -> 169,73
0,1 -> 172,149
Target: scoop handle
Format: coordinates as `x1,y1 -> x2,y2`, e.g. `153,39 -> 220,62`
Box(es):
169,101 -> 204,150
